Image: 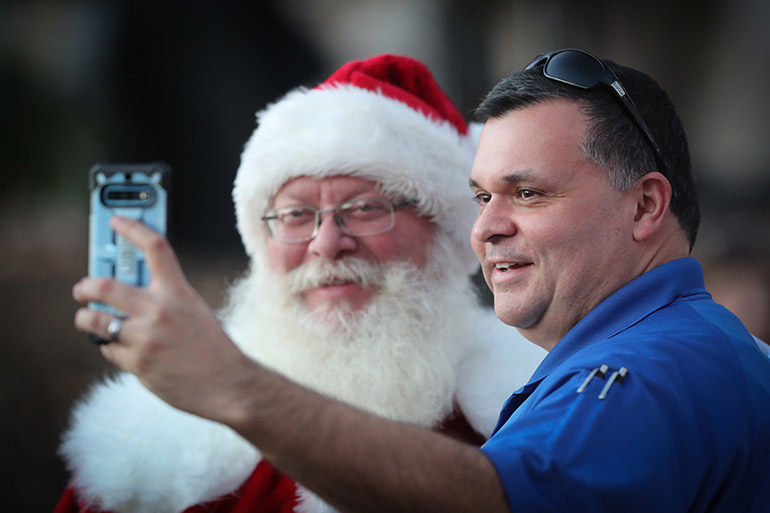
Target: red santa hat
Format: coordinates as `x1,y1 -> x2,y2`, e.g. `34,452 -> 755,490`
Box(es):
234,54 -> 481,275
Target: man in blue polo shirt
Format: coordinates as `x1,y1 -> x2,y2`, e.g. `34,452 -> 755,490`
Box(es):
73,49 -> 770,512
469,49 -> 770,512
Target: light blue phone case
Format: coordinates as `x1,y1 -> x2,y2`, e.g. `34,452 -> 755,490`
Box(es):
88,162 -> 170,315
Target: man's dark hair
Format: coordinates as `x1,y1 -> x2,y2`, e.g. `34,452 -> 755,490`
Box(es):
474,58 -> 700,251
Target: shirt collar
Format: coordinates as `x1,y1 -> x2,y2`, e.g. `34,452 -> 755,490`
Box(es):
528,257 -> 706,383
489,258 -> 707,436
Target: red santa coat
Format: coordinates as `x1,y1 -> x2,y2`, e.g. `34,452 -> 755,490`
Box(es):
55,460 -> 298,513
54,310 -> 545,513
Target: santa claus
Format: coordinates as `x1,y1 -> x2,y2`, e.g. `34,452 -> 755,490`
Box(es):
55,54 -> 545,513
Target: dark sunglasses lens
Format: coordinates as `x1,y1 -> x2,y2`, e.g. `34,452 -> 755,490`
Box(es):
544,51 -> 604,89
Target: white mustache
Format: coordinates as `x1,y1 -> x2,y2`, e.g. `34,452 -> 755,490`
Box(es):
286,258 -> 386,294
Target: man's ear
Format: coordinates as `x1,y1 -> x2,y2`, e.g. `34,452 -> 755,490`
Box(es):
632,172 -> 672,242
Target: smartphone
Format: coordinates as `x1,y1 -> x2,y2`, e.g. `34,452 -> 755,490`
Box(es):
88,162 -> 170,315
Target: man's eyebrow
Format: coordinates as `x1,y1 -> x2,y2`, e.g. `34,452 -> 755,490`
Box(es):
469,171 -> 535,189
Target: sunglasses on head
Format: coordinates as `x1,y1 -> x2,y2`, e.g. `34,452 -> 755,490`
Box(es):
526,48 -> 668,177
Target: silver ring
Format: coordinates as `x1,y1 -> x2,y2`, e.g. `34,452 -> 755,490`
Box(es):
106,316 -> 125,343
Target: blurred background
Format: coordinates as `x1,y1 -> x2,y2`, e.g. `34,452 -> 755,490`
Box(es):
2,0 -> 769,510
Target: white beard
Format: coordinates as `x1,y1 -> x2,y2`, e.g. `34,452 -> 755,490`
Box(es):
220,237 -> 479,428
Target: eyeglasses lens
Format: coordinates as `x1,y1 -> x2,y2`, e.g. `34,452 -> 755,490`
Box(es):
265,198 -> 398,243
337,198 -> 394,235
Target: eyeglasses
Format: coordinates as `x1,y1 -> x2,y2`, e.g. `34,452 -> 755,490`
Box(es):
526,48 -> 668,177
262,197 -> 417,243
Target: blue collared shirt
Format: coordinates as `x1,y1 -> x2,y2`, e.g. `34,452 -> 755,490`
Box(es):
481,258 -> 770,512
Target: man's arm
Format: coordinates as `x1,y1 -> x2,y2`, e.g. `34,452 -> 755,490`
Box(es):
72,216 -> 510,513
224,356 -> 508,513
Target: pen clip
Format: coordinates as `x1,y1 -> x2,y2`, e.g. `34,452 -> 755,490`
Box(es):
576,364 -> 610,393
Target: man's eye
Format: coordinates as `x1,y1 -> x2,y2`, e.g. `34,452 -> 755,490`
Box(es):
278,208 -> 314,224
342,199 -> 389,219
517,189 -> 538,199
473,193 -> 491,205
288,208 -> 312,218
352,201 -> 379,213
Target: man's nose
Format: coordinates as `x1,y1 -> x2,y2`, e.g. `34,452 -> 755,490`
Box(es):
307,211 -> 357,258
472,200 -> 518,243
